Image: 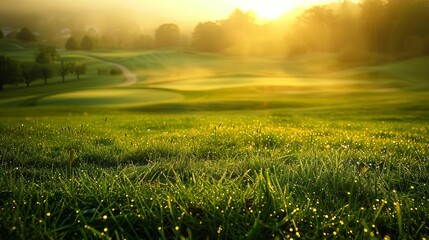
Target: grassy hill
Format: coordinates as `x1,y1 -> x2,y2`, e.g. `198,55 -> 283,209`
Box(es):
1,39 -> 429,119
1,40 -> 429,239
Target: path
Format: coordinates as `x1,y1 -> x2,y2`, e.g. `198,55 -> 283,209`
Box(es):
83,54 -> 138,86
106,62 -> 138,86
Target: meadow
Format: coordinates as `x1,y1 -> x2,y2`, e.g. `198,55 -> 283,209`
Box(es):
1,40 -> 429,239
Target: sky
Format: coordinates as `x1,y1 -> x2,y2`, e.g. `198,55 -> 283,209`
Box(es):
3,0 -> 346,23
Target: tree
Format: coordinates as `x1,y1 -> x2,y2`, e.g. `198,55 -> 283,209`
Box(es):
40,65 -> 53,85
155,23 -> 181,48
331,1 -> 361,52
383,0 -> 429,54
35,46 -> 57,64
134,34 -> 154,49
81,35 -> 94,50
71,63 -> 86,80
59,61 -> 73,82
192,22 -> 227,52
220,9 -> 257,48
16,27 -> 37,42
6,31 -> 17,39
65,37 -> 78,50
22,64 -> 40,88
0,55 -> 22,91
223,9 -> 256,27
360,0 -> 387,52
35,47 -> 56,85
296,6 -> 336,52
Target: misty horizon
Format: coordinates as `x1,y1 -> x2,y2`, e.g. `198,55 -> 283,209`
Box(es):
1,0 -> 343,33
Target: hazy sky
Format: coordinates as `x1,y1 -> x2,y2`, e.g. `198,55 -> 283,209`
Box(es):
4,0 -> 346,23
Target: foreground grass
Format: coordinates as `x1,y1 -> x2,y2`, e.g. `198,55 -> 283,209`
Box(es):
1,41 -> 428,238
1,111 -> 428,239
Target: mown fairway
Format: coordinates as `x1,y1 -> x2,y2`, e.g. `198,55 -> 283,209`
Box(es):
1,40 -> 429,239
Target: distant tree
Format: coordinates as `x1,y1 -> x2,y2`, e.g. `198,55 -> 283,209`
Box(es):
16,27 -> 37,42
22,63 -> 41,88
222,9 -> 256,30
134,34 -> 154,49
220,9 -> 257,47
58,60 -> 73,82
65,37 -> 78,50
155,23 -> 181,48
110,68 -> 122,75
80,35 -> 94,50
192,22 -> 227,52
401,35 -> 426,57
383,0 -> 429,54
331,0 -> 361,52
35,46 -> 57,64
71,63 -> 86,80
142,35 -> 154,49
360,0 -> 387,52
35,47 -> 56,85
0,30 -> 4,39
297,6 -> 336,52
0,55 -> 22,91
6,31 -> 17,39
39,65 -> 53,85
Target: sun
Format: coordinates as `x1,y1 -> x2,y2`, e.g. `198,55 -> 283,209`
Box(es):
240,0 -> 298,20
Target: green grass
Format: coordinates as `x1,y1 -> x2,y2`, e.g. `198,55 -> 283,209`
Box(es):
0,113 -> 428,239
1,39 -> 429,239
38,89 -> 183,107
2,40 -> 429,113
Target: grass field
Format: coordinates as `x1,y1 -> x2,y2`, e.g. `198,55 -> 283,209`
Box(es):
1,40 -> 429,239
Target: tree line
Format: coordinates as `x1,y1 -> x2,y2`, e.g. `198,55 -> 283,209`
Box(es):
63,23 -> 181,51
0,27 -> 37,43
188,0 -> 429,60
65,35 -> 94,51
63,0 -> 429,60
0,47 -> 86,91
2,0 -> 429,61
285,0 -> 429,61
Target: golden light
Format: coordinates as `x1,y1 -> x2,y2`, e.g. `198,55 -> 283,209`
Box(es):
238,0 -> 343,21
240,0 -> 299,20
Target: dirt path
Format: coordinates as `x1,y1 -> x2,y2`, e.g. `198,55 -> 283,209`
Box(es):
107,62 -> 138,86
82,54 -> 138,86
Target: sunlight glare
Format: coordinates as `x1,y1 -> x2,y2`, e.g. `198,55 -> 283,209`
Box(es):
239,0 -> 349,21
241,0 -> 293,20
